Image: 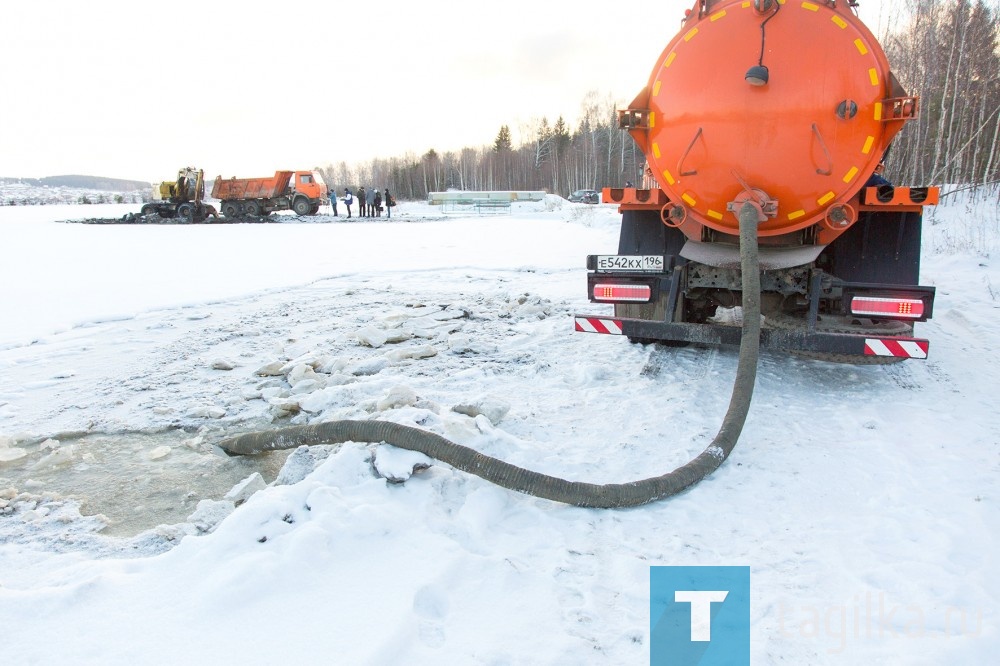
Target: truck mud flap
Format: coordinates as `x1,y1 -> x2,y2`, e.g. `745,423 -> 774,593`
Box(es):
573,316 -> 929,360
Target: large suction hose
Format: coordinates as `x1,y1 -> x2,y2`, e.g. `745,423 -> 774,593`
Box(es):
219,203 -> 763,508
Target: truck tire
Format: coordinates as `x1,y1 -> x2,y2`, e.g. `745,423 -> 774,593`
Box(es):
244,200 -> 262,216
177,203 -> 194,222
140,204 -> 157,216
293,197 -> 312,216
222,201 -> 239,218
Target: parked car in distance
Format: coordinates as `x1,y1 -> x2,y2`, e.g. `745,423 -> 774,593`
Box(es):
568,189 -> 600,204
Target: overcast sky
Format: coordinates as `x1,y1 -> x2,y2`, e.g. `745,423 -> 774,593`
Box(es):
0,0 -> 897,183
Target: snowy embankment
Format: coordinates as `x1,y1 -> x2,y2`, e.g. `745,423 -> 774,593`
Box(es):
0,195 -> 997,664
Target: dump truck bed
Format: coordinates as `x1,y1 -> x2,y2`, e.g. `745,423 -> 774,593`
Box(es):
212,171 -> 293,200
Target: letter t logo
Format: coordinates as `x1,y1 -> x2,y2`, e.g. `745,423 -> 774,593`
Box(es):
674,590 -> 729,641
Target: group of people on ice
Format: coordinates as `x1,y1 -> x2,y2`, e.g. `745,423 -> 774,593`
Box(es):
330,186 -> 395,219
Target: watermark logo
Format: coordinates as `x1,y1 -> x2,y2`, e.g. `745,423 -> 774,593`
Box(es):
650,566 -> 750,665
778,591 -> 983,654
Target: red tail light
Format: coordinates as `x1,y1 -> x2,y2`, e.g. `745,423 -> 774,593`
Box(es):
850,296 -> 925,319
592,283 -> 652,302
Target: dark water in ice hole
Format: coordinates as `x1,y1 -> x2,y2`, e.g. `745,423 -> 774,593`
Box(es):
0,430 -> 290,537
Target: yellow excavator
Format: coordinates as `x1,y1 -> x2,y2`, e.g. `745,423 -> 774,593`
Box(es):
140,167 -> 218,222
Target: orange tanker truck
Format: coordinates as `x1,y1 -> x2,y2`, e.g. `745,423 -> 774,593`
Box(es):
575,0 -> 938,363
212,170 -> 328,217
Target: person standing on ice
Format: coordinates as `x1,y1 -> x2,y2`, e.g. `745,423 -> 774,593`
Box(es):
357,187 -> 366,217
342,188 -> 353,218
384,188 -> 392,219
373,189 -> 382,217
329,186 -> 339,216
366,187 -> 375,218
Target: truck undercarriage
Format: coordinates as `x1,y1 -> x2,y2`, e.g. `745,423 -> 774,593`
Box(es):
575,186 -> 938,363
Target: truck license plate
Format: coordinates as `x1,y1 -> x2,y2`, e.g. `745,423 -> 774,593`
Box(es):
595,255 -> 665,272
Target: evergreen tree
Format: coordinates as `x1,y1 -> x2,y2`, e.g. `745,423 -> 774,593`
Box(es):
493,125 -> 512,153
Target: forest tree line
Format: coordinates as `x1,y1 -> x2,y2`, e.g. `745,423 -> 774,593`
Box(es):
883,0 -> 1000,191
320,0 -> 999,201
318,89 -> 644,203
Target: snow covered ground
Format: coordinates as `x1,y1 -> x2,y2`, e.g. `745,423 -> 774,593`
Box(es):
0,195 -> 997,664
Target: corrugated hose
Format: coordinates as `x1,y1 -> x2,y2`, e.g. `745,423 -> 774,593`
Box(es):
218,202 -> 763,508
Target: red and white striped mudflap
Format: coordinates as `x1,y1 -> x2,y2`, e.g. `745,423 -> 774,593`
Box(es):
864,338 -> 929,359
574,316 -> 624,335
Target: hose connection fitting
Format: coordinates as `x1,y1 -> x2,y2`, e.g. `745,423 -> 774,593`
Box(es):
660,202 -> 687,228
727,189 -> 777,224
823,202 -> 857,230
727,171 -> 778,224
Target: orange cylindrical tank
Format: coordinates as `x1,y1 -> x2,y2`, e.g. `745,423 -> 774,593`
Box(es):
637,0 -> 910,238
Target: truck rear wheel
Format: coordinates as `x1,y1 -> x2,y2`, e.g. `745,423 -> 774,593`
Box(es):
244,200 -> 262,216
222,202 -> 239,218
293,198 -> 312,216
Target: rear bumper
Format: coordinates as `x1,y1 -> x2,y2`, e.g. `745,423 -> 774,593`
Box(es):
573,315 -> 929,359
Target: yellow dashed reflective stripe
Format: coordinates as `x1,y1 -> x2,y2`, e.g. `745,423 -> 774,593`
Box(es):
707,209 -> 724,220
874,103 -> 883,120
682,193 -> 697,206
664,52 -> 676,68
869,68 -> 879,86
684,28 -> 699,42
831,15 -> 847,28
653,143 -> 661,159
653,80 -> 661,96
663,170 -> 676,185
788,210 -> 806,220
710,10 -> 727,20
649,112 -> 656,128
843,167 -> 859,183
802,2 -> 819,11
862,136 -> 876,154
818,191 -> 836,206
854,39 -> 868,55
742,1 -> 752,8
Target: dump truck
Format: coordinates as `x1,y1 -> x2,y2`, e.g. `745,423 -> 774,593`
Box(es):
211,170 -> 327,217
140,167 -> 218,222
